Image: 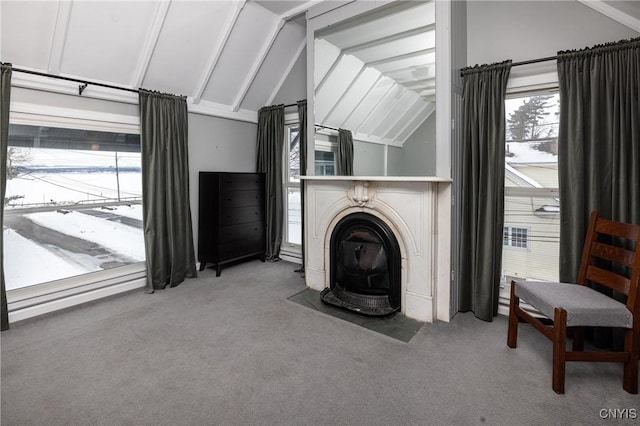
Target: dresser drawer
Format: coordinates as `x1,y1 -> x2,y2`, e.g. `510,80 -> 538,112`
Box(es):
219,174 -> 264,191
218,221 -> 263,244
219,205 -> 262,226
219,190 -> 262,208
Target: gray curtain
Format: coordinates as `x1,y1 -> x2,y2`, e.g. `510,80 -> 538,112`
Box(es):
257,105 -> 284,261
297,100 -> 307,272
337,129 -> 354,176
558,37 -> 640,284
139,89 -> 197,293
458,60 -> 512,321
1,63 -> 11,331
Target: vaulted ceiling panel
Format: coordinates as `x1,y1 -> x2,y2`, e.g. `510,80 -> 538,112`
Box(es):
61,1 -> 156,85
240,20 -> 306,111
143,1 -> 237,96
396,103 -> 435,142
313,38 -> 341,90
350,32 -> 434,64
200,2 -> 279,106
341,77 -> 395,131
384,98 -> 424,139
0,1 -> 59,71
323,66 -> 381,128
372,90 -> 421,136
315,54 -> 364,123
356,84 -> 404,135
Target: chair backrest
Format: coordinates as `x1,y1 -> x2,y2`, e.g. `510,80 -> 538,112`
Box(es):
577,212 -> 640,314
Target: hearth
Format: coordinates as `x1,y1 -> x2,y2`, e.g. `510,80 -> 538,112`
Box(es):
321,212 -> 401,316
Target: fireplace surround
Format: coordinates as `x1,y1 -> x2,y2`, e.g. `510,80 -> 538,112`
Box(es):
301,176 -> 452,323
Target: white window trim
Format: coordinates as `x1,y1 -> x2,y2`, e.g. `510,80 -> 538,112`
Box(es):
282,121 -> 302,257
5,101 -> 145,324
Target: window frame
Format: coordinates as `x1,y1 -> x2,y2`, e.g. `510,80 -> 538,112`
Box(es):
281,120 -> 302,259
4,102 -> 145,321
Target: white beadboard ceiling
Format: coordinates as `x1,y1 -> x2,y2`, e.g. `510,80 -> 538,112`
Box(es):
314,0 -> 436,146
1,0 -> 637,146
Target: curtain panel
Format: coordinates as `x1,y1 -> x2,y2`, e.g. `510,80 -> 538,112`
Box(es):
139,89 -> 197,293
558,37 -> 640,284
458,60 -> 512,321
1,63 -> 12,330
297,100 -> 307,271
337,129 -> 354,176
257,105 -> 285,261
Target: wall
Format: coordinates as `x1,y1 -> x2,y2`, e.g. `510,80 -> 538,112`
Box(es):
400,112 -> 436,176
467,1 -> 639,71
386,146 -> 402,176
353,140 -> 384,176
271,47 -> 307,106
188,113 -> 257,250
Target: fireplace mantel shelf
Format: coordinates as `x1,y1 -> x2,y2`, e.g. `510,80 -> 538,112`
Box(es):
300,176 -> 452,183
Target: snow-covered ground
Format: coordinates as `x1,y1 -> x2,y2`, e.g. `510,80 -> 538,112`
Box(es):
4,147 -> 145,291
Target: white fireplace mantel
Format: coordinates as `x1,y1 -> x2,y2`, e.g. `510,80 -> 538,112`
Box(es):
301,176 -> 452,323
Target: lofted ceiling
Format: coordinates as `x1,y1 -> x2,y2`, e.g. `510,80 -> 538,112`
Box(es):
1,0 -> 638,147
314,0 -> 436,146
0,0 -> 311,123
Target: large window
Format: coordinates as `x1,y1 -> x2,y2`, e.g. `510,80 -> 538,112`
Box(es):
3,122 -> 144,292
501,92 -> 560,301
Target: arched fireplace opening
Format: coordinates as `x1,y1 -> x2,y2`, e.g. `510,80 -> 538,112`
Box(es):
321,212 -> 401,316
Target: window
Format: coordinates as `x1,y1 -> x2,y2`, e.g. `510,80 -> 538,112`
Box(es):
283,124 -> 301,248
501,91 -> 560,303
503,226 -> 529,249
3,119 -> 144,294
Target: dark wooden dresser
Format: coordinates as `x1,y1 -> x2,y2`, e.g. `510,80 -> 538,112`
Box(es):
198,172 -> 265,276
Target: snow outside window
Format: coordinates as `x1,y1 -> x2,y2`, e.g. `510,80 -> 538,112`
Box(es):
3,123 -> 144,293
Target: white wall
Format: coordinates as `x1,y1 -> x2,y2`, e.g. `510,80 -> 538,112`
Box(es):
353,140 -> 384,176
400,112 -> 436,176
467,1 -> 640,73
188,113 -> 257,251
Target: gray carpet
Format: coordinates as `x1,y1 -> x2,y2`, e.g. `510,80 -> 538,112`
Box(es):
1,259 -> 638,426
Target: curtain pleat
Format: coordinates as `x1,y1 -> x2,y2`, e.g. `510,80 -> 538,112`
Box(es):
458,60 -> 512,321
557,37 -> 640,348
337,129 -> 354,176
257,105 -> 285,261
1,63 -> 12,330
297,100 -> 307,271
139,89 -> 197,293
558,37 -> 640,283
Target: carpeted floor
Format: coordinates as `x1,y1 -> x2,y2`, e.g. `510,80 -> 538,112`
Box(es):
1,260 -> 638,425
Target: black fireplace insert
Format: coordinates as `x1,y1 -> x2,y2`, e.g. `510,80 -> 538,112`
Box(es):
321,212 -> 401,316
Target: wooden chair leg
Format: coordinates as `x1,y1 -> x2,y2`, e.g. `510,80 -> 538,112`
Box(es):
552,308 -> 568,394
572,326 -> 585,351
507,280 -> 519,348
623,328 -> 639,394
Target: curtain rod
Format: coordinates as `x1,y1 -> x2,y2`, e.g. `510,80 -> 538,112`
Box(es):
461,55 -> 557,77
12,67 -> 139,95
315,123 -> 339,132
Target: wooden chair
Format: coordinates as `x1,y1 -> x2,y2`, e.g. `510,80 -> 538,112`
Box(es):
507,211 -> 640,394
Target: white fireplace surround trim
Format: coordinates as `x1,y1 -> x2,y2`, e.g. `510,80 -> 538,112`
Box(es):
302,176 -> 452,323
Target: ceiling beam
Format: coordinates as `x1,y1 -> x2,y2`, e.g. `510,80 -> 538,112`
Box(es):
279,0 -> 326,20
130,0 -> 171,88
577,0 -> 640,32
193,0 -> 246,103
366,48 -> 435,67
369,87 -> 407,136
383,97 -> 422,140
320,64 -> 366,123
388,101 -> 428,141
266,37 -> 306,106
314,51 -> 343,93
354,81 -> 396,134
233,18 -> 285,112
343,24 -> 435,54
339,74 -> 382,128
47,0 -> 74,74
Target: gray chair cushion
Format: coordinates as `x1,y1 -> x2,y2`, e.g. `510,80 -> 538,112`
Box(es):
514,280 -> 633,328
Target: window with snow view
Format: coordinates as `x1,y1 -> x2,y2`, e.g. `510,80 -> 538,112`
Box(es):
501,91 -> 560,302
3,124 -> 144,291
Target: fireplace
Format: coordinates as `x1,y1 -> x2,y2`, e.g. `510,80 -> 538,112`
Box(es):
301,176 -> 452,323
322,212 -> 401,316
